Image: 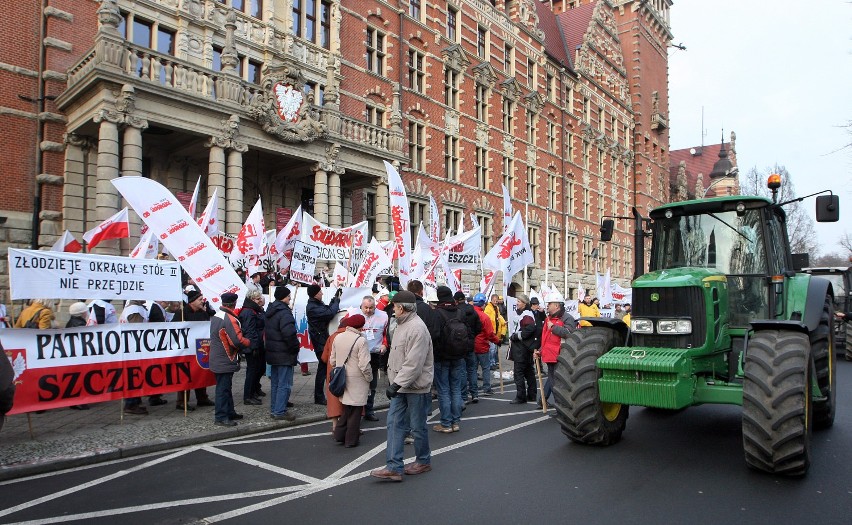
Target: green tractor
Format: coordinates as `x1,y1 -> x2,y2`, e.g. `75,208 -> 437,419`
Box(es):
552,176 -> 840,476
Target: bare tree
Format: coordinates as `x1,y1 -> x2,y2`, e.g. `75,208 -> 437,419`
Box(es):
739,164 -> 819,255
811,252 -> 849,267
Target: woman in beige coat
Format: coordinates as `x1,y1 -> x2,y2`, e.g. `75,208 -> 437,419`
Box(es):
329,314 -> 372,447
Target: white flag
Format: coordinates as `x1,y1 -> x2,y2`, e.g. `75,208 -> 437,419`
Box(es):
502,184 -> 512,234
353,237 -> 394,288
230,198 -> 266,276
444,226 -> 482,270
429,195 -> 441,243
578,280 -> 587,301
196,188 -> 220,237
274,205 -> 303,271
469,212 -> 479,229
129,229 -> 159,259
384,161 -> 412,287
188,175 -> 201,220
483,212 -> 533,280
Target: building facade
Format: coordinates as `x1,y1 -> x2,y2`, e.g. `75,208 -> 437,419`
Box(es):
0,0 -> 672,305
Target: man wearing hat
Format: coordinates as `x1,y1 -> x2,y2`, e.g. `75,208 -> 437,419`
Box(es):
264,286 -> 299,421
209,292 -> 251,427
306,283 -> 341,405
371,290 -> 434,481
508,293 -> 539,404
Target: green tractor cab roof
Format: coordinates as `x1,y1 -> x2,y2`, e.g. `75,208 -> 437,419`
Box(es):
650,195 -> 773,220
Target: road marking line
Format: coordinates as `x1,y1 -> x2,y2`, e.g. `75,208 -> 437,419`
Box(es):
0,448 -> 196,519
324,443 -> 387,482
201,446 -> 323,485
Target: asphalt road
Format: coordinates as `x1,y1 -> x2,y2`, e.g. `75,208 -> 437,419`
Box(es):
2,361 -> 852,525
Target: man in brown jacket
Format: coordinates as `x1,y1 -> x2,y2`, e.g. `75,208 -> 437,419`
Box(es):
371,291 -> 434,482
209,293 -> 250,427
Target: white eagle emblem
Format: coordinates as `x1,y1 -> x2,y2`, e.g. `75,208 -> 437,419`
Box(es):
7,351 -> 26,383
273,82 -> 304,123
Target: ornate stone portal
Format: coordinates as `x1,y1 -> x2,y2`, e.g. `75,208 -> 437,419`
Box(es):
247,62 -> 328,143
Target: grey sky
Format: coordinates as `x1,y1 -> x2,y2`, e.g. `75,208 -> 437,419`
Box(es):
668,0 -> 852,255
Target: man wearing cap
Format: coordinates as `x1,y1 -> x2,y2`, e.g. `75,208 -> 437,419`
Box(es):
306,283 -> 341,405
508,293 -> 539,404
264,286 -> 299,421
209,293 -> 251,427
356,296 -> 389,421
535,293 -> 576,408
371,290 -> 434,481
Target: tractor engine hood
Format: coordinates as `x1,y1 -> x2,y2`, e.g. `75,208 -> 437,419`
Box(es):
633,267 -> 727,289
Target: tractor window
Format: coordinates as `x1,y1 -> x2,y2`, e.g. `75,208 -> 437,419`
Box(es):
765,214 -> 787,275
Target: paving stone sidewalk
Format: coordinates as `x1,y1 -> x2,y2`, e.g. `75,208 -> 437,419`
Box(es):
0,362 -> 391,481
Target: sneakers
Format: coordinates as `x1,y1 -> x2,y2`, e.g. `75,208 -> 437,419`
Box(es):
271,413 -> 296,421
404,462 -> 432,475
432,424 -> 453,433
452,423 -> 460,432
370,468 -> 403,482
123,405 -> 148,415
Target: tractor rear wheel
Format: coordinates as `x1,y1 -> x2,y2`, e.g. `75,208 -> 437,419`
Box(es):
742,329 -> 812,476
552,327 -> 628,446
812,295 -> 836,429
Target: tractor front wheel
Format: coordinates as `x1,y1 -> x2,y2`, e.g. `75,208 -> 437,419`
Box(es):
552,327 -> 628,446
742,329 -> 812,476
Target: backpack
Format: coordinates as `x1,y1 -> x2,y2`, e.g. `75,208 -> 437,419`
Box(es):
24,308 -> 45,329
438,309 -> 472,360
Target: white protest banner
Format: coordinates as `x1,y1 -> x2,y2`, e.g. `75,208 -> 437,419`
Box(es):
188,175 -> 201,219
483,211 -> 533,280
274,205 -> 302,271
612,282 -> 633,304
290,241 -> 320,285
384,161 -> 412,286
230,198 -> 266,275
445,226 -> 482,270
429,196 -> 441,243
600,308 -> 614,319
330,261 -> 351,289
502,184 -> 512,234
196,188 -> 220,237
8,249 -> 182,301
300,212 -> 368,261
480,269 -> 497,295
3,321 -> 213,414
565,299 -> 579,318
112,176 -> 247,307
352,237 -> 394,287
129,229 -> 159,260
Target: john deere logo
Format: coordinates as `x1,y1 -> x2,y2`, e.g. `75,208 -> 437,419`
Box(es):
650,293 -> 660,302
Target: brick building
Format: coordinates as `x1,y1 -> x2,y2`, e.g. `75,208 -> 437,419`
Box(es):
669,131 -> 740,201
0,0 -> 672,305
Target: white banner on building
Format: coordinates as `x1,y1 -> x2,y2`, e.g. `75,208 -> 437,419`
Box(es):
290,241 -> 320,285
8,248 -> 182,301
112,176 -> 248,307
384,161 -> 412,286
299,212 -> 368,261
444,226 -> 482,270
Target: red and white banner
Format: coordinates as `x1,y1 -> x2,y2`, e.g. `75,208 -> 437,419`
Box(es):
352,237 -> 394,287
112,176 -> 247,307
596,268 -> 614,306
289,241 -> 320,285
129,229 -> 159,259
3,321 -> 213,414
8,248 -> 181,301
384,161 -> 411,286
51,230 -> 82,253
502,184 -> 512,234
479,269 -> 497,295
83,207 -> 130,249
444,226 -> 482,270
299,212 -> 367,261
330,261 -> 351,288
483,211 -> 533,279
429,195 -> 441,243
274,205 -> 302,271
470,213 -> 480,230
612,282 -> 633,304
188,175 -> 201,220
196,188 -> 220,237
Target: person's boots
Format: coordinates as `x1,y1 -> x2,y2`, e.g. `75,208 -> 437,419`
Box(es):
364,389 -> 378,421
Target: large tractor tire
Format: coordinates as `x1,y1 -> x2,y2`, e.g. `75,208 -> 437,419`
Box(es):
812,295 -> 836,429
742,330 -> 812,476
552,326 -> 628,446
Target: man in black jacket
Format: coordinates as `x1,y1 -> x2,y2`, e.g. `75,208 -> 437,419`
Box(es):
239,290 -> 267,406
265,286 -> 300,420
431,286 -> 471,432
509,294 -> 539,404
306,283 -> 340,405
406,280 -> 440,347
454,291 -> 483,403
172,289 -> 214,410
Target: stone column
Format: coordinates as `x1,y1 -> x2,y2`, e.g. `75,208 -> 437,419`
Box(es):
226,148 -> 244,235
92,112 -> 121,255
312,168 -> 329,225
206,145 -> 226,226
62,133 -> 94,236
121,120 -> 147,252
375,174 -> 389,241
328,171 -> 342,228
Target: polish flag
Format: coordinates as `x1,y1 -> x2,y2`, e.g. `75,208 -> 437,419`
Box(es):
51,230 -> 82,253
83,208 -> 130,249
188,175 -> 202,220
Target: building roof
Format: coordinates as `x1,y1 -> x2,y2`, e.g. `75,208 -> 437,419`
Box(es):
669,142 -> 738,198
556,2 -> 597,67
534,0 -> 572,68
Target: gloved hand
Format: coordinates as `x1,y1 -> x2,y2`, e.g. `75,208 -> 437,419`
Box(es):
386,383 -> 401,399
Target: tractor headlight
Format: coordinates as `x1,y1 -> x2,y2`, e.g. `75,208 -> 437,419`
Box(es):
657,319 -> 692,334
631,319 -> 654,333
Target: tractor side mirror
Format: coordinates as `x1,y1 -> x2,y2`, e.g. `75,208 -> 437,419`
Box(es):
600,219 -> 614,242
792,253 -> 809,271
816,194 -> 839,222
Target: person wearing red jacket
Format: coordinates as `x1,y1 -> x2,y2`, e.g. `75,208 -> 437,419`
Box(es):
534,300 -> 575,408
472,294 -> 500,397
